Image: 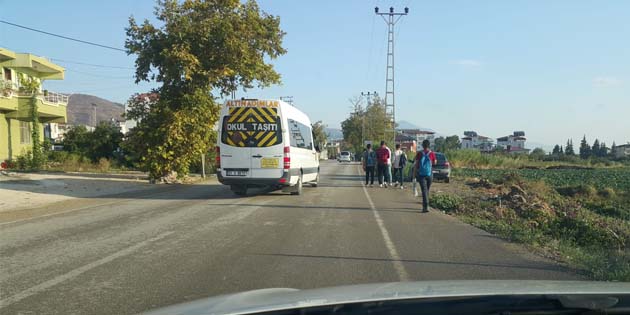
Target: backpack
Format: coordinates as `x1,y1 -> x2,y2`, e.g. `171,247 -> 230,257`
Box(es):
364,151 -> 376,166
417,151 -> 432,177
376,148 -> 389,165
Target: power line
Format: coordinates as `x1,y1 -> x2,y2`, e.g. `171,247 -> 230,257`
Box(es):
65,68 -> 133,79
0,19 -> 126,52
51,58 -> 134,70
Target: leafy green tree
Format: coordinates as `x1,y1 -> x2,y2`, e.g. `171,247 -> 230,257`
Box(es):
565,139 -> 575,156
592,139 -> 601,157
88,122 -> 124,162
443,135 -> 461,151
552,144 -> 561,155
125,0 -> 286,179
341,105 -> 364,154
579,135 -> 591,159
559,145 -> 564,154
311,121 -> 327,150
600,142 -> 609,157
63,125 -> 91,155
530,147 -> 545,160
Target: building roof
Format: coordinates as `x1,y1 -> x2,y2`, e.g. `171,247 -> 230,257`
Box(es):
497,135 -> 526,141
0,47 -> 65,80
395,134 -> 416,142
616,144 -> 630,148
398,129 -> 435,135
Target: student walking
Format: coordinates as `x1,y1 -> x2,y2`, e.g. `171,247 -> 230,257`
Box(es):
392,144 -> 407,189
362,144 -> 376,187
413,140 -> 437,212
385,144 -> 393,186
376,141 -> 390,188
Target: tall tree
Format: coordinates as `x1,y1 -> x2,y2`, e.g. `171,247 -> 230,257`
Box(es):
552,144 -> 561,155
600,142 -> 609,157
579,135 -> 591,159
592,139 -> 601,157
559,145 -> 564,154
565,139 -> 575,156
444,135 -> 461,151
612,141 -> 617,157
125,0 -> 286,179
311,121 -> 327,150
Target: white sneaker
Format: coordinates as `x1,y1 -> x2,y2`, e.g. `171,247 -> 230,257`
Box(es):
400,186 -> 404,190
414,190 -> 419,197
379,184 -> 383,188
384,183 -> 388,188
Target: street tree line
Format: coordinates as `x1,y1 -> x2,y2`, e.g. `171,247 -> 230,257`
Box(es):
552,136 -> 622,159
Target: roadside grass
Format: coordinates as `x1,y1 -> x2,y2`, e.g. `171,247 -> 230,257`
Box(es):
446,149 -> 626,169
432,171 -> 630,281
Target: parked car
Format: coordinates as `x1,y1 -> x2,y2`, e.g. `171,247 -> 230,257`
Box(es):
338,151 -> 352,163
433,152 -> 452,182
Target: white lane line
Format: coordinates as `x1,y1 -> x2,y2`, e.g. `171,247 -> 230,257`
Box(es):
0,231 -> 174,309
358,166 -> 410,281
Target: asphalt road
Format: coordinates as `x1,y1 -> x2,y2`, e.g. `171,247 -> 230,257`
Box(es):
0,161 -> 580,314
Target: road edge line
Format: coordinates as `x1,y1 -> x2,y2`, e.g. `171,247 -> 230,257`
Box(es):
358,165 -> 410,281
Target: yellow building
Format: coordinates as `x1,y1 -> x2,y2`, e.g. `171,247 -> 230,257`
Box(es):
0,47 -> 67,161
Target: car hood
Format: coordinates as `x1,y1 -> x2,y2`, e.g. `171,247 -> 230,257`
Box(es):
141,280 -> 630,315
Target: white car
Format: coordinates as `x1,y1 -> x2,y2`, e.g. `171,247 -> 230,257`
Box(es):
338,151 -> 352,162
217,99 -> 319,196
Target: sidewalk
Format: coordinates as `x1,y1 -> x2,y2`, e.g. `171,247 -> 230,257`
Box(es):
0,171 -> 155,213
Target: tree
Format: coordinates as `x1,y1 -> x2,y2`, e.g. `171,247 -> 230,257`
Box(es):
530,147 -> 545,160
63,125 -> 91,155
443,135 -> 461,152
600,142 -> 609,157
125,0 -> 286,179
579,135 -> 591,159
612,141 -> 617,157
565,139 -> 575,156
552,144 -> 561,155
311,121 -> 327,150
592,139 -> 601,157
88,122 -> 124,162
341,102 -> 364,154
559,145 -> 564,154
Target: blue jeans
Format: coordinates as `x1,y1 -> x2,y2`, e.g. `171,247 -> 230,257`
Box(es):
416,175 -> 433,210
393,167 -> 404,185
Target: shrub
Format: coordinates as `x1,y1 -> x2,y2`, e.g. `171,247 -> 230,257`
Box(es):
557,184 -> 597,197
598,187 -> 616,198
16,150 -> 33,170
432,193 -> 463,213
97,158 -> 111,172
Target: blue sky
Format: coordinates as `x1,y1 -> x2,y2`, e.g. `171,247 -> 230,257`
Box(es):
1,0 -> 629,148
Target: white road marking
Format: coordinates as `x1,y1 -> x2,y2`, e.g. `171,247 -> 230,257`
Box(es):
0,231 -> 174,309
358,166 -> 410,281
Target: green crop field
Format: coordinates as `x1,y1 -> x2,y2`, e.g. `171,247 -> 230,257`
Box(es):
453,168 -> 630,191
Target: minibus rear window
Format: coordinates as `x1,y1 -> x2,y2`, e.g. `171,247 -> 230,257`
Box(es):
221,106 -> 282,147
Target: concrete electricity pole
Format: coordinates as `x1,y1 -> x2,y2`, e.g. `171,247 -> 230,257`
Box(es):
375,6 -> 408,144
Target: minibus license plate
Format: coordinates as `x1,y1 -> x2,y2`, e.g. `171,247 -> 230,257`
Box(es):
226,170 -> 247,176
261,158 -> 279,168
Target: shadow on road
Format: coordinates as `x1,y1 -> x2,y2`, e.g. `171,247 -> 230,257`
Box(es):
252,252 -> 577,274
206,203 -> 421,214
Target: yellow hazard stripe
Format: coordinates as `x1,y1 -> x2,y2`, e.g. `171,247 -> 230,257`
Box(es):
257,107 -> 275,123
249,108 -> 265,123
228,107 -> 247,123
258,132 -> 276,147
226,134 -> 236,146
265,136 -> 277,146
255,130 -> 267,140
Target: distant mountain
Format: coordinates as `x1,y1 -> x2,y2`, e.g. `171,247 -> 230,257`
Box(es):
66,94 -> 125,126
397,120 -> 435,132
325,128 -> 343,140
396,120 -> 419,130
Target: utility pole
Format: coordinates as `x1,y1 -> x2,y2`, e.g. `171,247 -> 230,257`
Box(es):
279,96 -> 294,106
375,6 -> 408,145
360,91 -> 378,146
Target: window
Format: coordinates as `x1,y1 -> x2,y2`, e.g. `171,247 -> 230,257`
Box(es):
19,121 -> 31,144
3,67 -> 11,81
220,108 -> 282,147
288,119 -> 313,149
